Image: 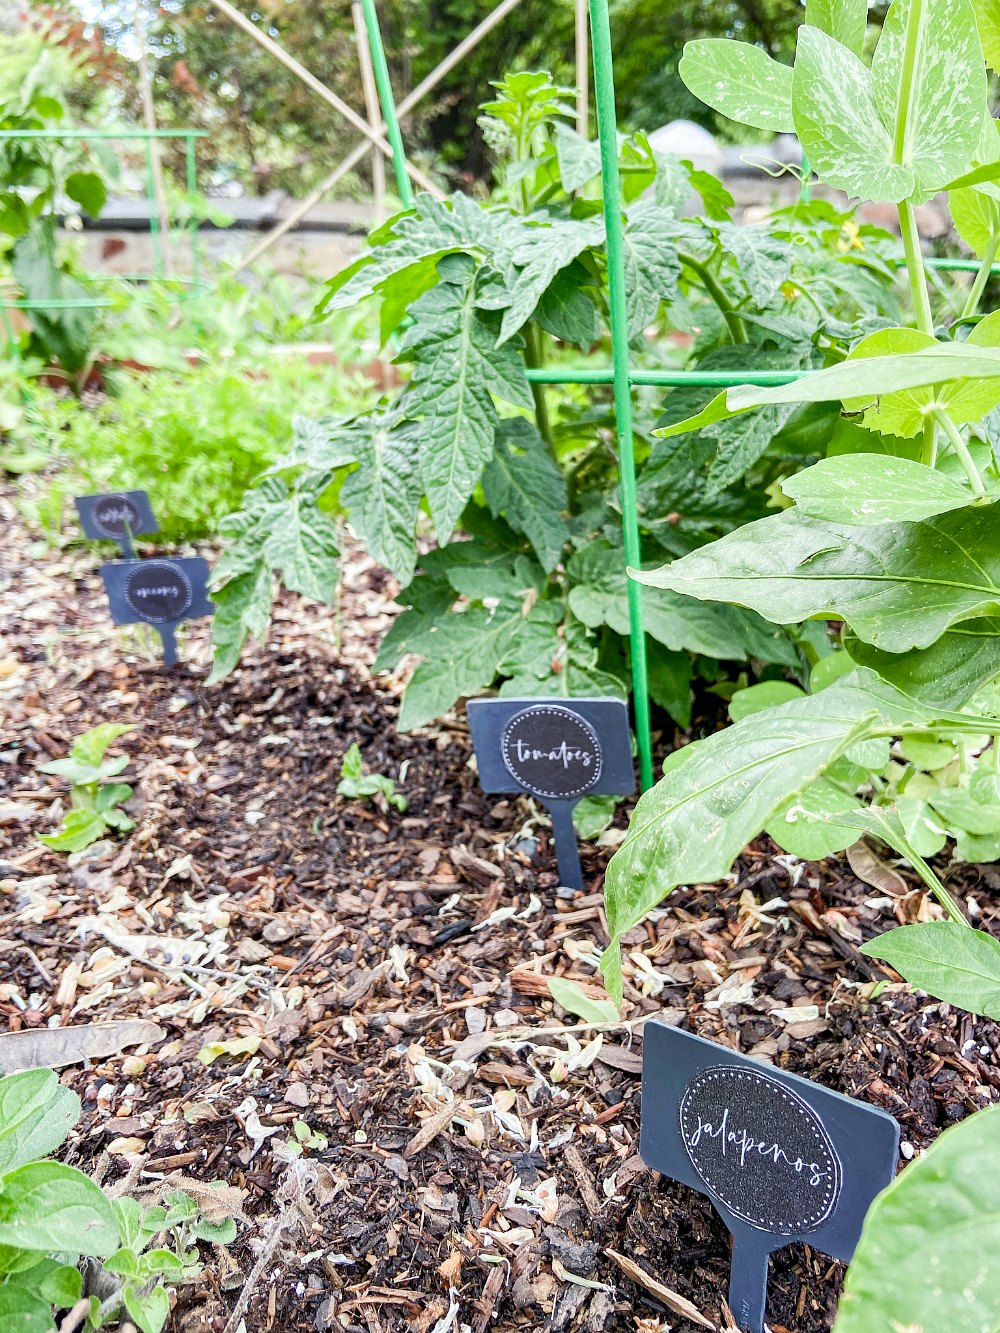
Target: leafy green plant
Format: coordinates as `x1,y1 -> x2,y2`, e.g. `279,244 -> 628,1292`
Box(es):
37,724 -> 135,853
209,71 -> 899,728
834,1103 -> 1000,1333
0,1069 -> 118,1331
0,71 -> 114,381
336,742 -> 406,812
600,0 -> 1000,1000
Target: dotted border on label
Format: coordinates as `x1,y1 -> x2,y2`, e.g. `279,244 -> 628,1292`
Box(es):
94,493 -> 141,538
123,559 -> 194,625
499,705 -> 603,800
678,1065 -> 842,1235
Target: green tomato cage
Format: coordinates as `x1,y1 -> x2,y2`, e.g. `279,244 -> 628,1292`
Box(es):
0,127 -> 206,345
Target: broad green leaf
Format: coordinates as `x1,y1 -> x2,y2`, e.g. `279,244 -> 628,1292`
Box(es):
632,506 -> 1000,652
929,786 -> 1000,835
805,0 -> 868,55
973,0 -> 1000,71
653,345 -> 1000,441
567,543 -> 749,660
552,122 -> 603,192
622,205 -> 681,336
124,1282 -> 170,1333
601,687 -> 879,999
729,681 -> 805,722
0,1163 -> 118,1256
646,642 -> 693,728
207,563 -> 272,685
872,0 -> 986,202
792,27 -> 914,204
497,218 -> 604,344
37,1258 -> 84,1307
0,1285 -> 54,1333
481,419 -> 569,572
782,455 -> 976,523
0,1071 -> 79,1173
834,1104 -> 1000,1333
533,264 -> 600,346
678,39 -> 795,133
340,416 -> 421,582
896,795 -> 949,857
401,258 -> 532,540
65,170 -> 106,217
498,606 -> 627,700
766,779 -> 863,859
260,488 -> 340,603
38,808 -> 106,853
950,184 -> 1000,257
547,977 -> 619,1024
573,794 -> 618,839
845,621 -> 1000,709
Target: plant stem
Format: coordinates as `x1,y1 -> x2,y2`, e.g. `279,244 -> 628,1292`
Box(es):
892,0 -> 935,335
522,321 -> 554,448
961,229 -> 1000,320
900,202 -> 935,335
678,248 -> 748,344
931,408 -> 986,494
907,846 -> 969,926
920,417 -> 937,466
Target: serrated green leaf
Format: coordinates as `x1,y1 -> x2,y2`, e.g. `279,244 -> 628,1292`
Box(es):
546,977 -> 619,1024
601,687 -> 879,1000
632,506 -> 1000,653
401,259 -> 531,540
834,1103 -> 1000,1333
496,218 -> 605,344
552,122 -> 603,192
805,0 -> 868,55
533,264 -> 600,346
872,0 -> 986,202
862,921 -> 1000,1017
481,419 -> 568,572
646,642 -> 693,728
679,39 -> 795,133
783,455 -> 976,523
0,1071 -> 79,1174
0,1162 -> 118,1256
622,205 -> 681,336
339,415 -> 421,582
793,27 -> 914,204
713,223 -> 793,309
260,487 -> 339,603
207,563 -> 272,685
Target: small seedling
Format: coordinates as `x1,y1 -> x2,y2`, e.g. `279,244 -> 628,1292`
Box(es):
36,723 -> 135,853
336,742 -> 406,812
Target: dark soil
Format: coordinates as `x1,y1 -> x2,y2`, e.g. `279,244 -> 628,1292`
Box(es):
2,491 -> 999,1333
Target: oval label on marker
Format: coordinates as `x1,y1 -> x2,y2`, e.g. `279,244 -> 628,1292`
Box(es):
500,704 -> 603,800
679,1065 -> 842,1236
94,493 -> 142,539
123,560 -> 193,625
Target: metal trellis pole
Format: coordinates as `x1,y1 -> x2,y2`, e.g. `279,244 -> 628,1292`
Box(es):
358,0 -> 414,207
588,0 -> 653,791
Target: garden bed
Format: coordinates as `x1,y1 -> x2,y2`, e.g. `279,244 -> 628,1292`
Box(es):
2,493 -> 998,1333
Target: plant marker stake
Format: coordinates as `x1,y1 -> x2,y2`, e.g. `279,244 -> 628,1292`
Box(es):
588,0 -> 652,791
640,1023 -> 900,1333
75,490 -> 158,559
467,698 -> 633,890
100,556 -> 214,668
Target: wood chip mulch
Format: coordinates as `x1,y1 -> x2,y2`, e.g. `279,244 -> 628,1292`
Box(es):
2,485 -> 998,1333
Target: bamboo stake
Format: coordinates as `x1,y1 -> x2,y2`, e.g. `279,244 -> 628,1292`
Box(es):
134,1 -> 172,274
204,0 -> 443,198
353,0 -> 386,225
230,0 -> 528,272
575,0 -> 589,136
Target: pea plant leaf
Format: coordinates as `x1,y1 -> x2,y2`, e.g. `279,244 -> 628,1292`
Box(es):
622,204 -> 682,336
400,257 -> 532,540
481,419 -> 569,572
804,0 -> 868,55
678,39 -> 795,133
600,687 -> 881,1000
871,0 -> 986,202
861,921 -> 1000,1017
792,26 -> 914,204
950,183 -> 1000,257
633,506 -> 1000,653
973,0 -> 1000,71
834,1104 -> 1000,1333
782,455 -> 977,524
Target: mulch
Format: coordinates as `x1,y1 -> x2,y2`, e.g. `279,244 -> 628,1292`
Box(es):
2,482 -> 999,1333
